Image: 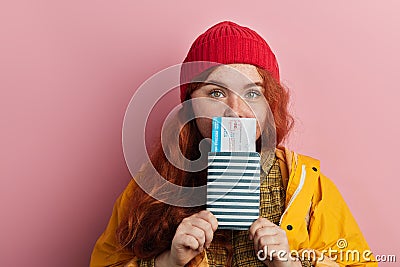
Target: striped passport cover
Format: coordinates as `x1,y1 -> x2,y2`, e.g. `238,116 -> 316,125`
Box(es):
207,151 -> 260,230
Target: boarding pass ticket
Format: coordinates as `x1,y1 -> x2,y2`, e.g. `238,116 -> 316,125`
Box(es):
211,117 -> 256,152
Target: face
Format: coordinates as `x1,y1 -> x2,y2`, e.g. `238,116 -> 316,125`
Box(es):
190,64 -> 269,140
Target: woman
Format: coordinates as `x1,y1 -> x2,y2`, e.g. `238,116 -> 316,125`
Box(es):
90,21 -> 377,267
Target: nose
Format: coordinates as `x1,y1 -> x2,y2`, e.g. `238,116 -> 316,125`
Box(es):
223,93 -> 252,118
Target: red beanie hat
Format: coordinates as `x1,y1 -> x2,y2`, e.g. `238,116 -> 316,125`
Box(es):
180,21 -> 280,102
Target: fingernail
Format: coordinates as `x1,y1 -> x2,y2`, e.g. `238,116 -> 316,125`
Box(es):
249,234 -> 253,240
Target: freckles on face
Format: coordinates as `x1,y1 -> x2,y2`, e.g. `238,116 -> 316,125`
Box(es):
190,97 -> 224,139
190,64 -> 269,140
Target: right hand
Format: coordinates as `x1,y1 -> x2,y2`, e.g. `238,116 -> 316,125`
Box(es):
155,210 -> 218,267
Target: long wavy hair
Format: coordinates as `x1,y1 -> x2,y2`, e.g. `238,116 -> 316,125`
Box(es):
116,67 -> 294,265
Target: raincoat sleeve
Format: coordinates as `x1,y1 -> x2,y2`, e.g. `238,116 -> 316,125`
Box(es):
89,178 -> 211,267
90,180 -> 156,267
304,173 -> 378,267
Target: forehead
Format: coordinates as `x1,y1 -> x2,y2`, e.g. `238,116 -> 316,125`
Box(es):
205,64 -> 263,85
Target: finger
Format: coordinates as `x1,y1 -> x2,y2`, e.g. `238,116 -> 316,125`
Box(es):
256,230 -> 290,261
252,227 -> 280,250
178,219 -> 206,250
194,210 -> 218,232
188,217 -> 214,248
256,234 -> 281,251
179,233 -> 200,251
186,226 -> 206,250
249,217 -> 275,240
254,225 -> 279,239
177,226 -> 205,251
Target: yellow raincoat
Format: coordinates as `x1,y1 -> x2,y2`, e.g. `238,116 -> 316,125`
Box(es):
90,148 -> 377,266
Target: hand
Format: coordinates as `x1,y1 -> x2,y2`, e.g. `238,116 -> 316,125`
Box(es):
155,210 -> 218,267
249,217 -> 301,267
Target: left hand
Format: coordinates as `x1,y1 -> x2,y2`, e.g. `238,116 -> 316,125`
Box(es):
249,217 -> 301,267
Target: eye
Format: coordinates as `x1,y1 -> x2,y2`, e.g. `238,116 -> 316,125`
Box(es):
209,89 -> 225,98
245,90 -> 262,99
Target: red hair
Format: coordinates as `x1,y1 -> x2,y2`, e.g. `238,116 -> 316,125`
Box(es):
116,66 -> 294,264
256,67 -> 294,145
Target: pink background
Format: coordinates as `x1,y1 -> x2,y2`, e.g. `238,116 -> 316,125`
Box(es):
1,1 -> 399,266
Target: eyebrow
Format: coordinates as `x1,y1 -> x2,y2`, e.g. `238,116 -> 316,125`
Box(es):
204,80 -> 264,90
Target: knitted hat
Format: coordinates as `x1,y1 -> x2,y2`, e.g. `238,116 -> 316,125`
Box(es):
180,21 -> 280,102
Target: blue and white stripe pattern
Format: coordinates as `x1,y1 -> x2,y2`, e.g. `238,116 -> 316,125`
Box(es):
207,152 -> 260,230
